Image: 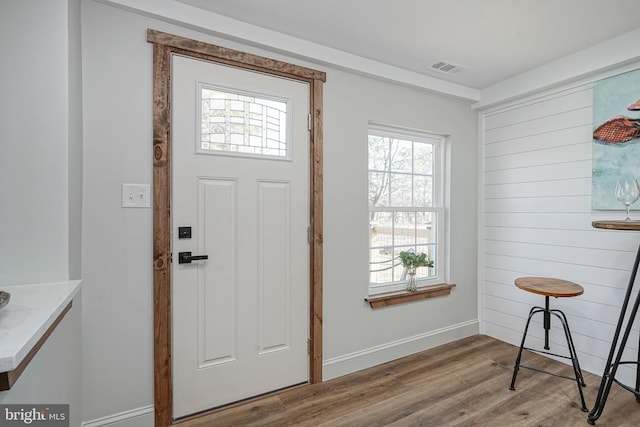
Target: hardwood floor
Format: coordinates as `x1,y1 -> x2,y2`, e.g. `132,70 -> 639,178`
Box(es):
177,335 -> 640,426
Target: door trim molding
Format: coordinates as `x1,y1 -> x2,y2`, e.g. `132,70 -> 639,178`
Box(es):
147,29 -> 325,427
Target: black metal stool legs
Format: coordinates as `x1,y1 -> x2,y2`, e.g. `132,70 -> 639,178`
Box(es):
588,241 -> 640,425
554,308 -> 588,411
637,330 -> 640,403
544,296 -> 551,350
510,296 -> 588,412
510,306 -> 537,391
553,308 -> 587,388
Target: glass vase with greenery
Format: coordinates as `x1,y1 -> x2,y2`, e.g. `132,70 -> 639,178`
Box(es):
399,251 -> 434,291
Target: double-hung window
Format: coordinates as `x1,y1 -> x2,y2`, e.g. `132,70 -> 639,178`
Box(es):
368,123 -> 446,294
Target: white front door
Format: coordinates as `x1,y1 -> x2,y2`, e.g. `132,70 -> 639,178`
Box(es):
171,55 -> 310,419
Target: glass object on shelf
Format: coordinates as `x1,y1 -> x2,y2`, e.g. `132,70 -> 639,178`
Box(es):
615,179 -> 640,221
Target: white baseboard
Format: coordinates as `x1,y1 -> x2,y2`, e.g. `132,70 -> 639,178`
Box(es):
82,405 -> 154,427
322,319 -> 479,380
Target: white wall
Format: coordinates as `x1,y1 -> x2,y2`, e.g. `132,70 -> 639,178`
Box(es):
69,0 -> 84,280
80,1 -> 478,423
0,0 -> 82,422
81,3 -> 155,423
0,0 -> 70,286
479,63 -> 640,387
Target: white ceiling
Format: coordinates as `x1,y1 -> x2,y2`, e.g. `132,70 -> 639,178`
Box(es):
173,0 -> 640,90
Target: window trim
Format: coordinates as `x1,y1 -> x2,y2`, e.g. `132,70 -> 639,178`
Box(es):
367,122 -> 448,296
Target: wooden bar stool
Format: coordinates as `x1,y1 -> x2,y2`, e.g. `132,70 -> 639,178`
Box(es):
509,277 -> 588,412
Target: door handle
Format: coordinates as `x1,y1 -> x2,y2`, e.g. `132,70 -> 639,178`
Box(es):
178,251 -> 209,264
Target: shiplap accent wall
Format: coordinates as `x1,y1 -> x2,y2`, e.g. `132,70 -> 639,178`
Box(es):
480,82 -> 640,385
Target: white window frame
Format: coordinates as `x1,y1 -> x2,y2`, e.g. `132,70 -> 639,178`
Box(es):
368,122 -> 448,295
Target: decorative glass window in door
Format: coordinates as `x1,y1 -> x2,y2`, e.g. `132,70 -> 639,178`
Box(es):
198,84 -> 290,159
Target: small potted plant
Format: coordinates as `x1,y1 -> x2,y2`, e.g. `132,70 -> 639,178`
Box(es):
399,251 -> 434,292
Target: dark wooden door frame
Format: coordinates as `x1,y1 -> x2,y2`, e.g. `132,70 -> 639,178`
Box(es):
147,29 -> 325,427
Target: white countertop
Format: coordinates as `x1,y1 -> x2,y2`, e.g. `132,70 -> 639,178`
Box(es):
0,280 -> 81,372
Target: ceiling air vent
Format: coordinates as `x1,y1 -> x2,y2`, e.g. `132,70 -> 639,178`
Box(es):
431,61 -> 465,75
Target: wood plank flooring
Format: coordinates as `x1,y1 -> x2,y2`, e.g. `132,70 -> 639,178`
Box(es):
177,335 -> 640,426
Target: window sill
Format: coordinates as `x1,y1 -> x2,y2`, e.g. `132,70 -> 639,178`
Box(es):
365,283 -> 455,309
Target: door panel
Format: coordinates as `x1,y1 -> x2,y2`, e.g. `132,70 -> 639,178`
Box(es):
171,54 -> 310,418
199,177 -> 237,366
257,180 -> 292,354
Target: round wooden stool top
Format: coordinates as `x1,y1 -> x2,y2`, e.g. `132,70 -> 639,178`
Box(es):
515,277 -> 584,298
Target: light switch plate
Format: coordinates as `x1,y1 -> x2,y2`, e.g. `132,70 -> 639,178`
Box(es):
122,183 -> 151,208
